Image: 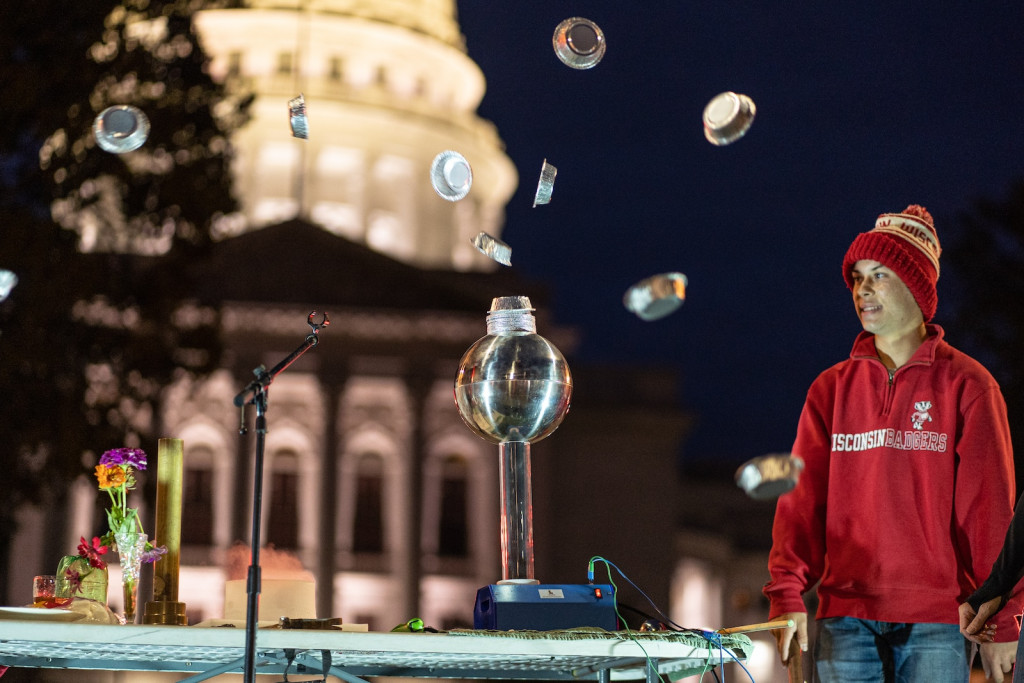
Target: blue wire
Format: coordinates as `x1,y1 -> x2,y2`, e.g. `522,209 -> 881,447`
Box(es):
588,556 -> 757,683
588,556 -> 689,631
689,618 -> 756,682
709,632 -> 726,682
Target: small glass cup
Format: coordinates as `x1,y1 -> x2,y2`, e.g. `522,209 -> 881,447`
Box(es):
32,575 -> 55,606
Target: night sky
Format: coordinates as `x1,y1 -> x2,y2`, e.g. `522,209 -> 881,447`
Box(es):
456,1 -> 1024,465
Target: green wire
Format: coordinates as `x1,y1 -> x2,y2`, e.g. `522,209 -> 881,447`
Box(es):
590,555 -> 751,683
590,556 -> 669,683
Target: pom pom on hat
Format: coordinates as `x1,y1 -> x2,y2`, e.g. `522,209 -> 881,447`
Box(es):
842,204 -> 942,321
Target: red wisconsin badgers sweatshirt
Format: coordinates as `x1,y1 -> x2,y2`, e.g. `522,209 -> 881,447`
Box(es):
765,325 -> 1021,640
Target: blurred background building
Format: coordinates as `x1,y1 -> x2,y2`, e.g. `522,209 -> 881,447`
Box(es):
5,1 -> 1022,681
0,0 -> 791,681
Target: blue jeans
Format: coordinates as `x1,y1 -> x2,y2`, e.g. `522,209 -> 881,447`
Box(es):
1014,628 -> 1024,683
813,617 -> 969,682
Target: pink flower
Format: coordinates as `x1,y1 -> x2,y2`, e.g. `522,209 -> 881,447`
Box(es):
77,535 -> 109,570
63,566 -> 83,595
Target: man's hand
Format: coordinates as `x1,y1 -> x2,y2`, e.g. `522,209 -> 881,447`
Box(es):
772,612 -> 808,666
959,598 -> 1000,643
979,641 -> 1016,683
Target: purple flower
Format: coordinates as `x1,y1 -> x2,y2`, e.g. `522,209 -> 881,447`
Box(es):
99,448 -> 148,471
140,544 -> 168,564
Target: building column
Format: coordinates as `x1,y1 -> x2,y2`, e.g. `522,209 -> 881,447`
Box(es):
398,369 -> 432,619
317,380 -> 343,618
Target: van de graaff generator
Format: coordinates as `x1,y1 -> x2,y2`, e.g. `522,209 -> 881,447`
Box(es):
453,296 -> 572,583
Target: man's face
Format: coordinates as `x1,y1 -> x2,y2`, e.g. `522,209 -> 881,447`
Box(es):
850,259 -> 924,337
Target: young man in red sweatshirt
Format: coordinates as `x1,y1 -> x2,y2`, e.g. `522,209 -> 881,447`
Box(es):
764,205 -> 1020,681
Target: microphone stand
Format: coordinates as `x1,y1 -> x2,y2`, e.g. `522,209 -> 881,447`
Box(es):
233,311 -> 329,683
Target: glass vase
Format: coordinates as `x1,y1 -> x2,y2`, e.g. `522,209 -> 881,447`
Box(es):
55,555 -> 108,604
114,531 -> 146,624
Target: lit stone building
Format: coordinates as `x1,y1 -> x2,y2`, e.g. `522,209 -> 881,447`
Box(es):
11,0 -> 699,644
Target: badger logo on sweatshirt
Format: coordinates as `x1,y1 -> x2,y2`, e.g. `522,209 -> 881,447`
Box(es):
910,401 -> 933,430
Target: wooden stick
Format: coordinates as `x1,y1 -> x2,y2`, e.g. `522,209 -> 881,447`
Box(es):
716,618 -> 794,635
788,636 -> 804,683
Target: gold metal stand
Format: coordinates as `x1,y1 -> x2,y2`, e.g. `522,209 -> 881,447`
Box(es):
143,438 -> 188,625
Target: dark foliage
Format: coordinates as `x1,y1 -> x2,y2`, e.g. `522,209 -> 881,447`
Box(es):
0,0 -> 249,602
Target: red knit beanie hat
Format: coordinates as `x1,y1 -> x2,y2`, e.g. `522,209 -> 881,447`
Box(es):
842,204 -> 941,321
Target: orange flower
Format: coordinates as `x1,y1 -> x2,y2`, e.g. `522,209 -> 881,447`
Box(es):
95,464 -> 126,489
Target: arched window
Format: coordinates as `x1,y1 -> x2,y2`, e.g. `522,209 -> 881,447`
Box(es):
353,453 -> 384,554
312,146 -> 364,239
277,51 -> 293,75
266,450 -> 299,550
226,51 -> 242,79
182,445 -> 214,546
438,454 -> 468,558
366,155 -> 415,260
328,56 -> 343,81
252,142 -> 300,225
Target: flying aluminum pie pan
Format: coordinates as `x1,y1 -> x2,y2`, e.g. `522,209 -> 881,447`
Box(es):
471,232 -> 511,267
431,150 -> 473,201
552,17 -> 606,69
533,159 -> 557,207
288,94 -> 309,139
93,105 -> 150,154
735,453 -> 805,500
0,269 -> 17,302
623,272 -> 687,321
703,91 -> 757,146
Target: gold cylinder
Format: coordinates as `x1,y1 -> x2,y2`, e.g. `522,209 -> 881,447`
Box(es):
144,437 -> 187,625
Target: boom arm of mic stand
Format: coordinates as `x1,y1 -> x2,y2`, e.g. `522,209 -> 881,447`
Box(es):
233,334 -> 319,406
233,311 -> 330,407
